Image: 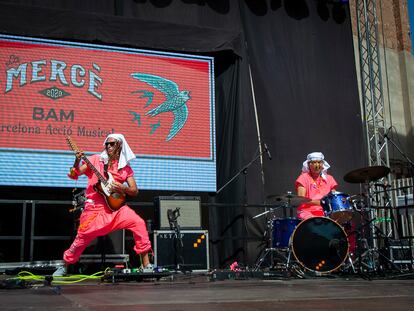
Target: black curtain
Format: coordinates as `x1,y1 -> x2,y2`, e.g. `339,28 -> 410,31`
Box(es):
0,0 -> 365,268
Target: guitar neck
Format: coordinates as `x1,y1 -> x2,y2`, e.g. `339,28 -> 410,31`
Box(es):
81,156 -> 108,185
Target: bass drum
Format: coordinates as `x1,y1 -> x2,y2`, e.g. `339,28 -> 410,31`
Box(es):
291,217 -> 349,273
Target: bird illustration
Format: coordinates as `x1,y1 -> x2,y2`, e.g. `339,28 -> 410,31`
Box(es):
131,73 -> 191,141
150,120 -> 161,134
132,90 -> 154,107
128,110 -> 141,126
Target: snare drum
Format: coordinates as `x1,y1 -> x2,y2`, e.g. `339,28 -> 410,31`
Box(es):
272,218 -> 300,248
291,217 -> 349,273
321,192 -> 353,223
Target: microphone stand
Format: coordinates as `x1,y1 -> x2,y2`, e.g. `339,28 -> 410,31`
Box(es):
167,208 -> 186,272
384,132 -> 414,269
216,145 -> 273,269
384,133 -> 414,171
216,146 -> 270,195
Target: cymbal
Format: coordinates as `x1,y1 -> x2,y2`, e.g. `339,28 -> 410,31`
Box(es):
343,166 -> 390,183
267,193 -> 311,206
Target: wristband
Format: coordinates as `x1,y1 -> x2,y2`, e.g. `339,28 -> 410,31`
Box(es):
68,166 -> 80,180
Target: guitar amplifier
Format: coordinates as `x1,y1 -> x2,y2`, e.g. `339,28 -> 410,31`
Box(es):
82,230 -> 125,256
79,230 -> 127,268
154,230 -> 209,272
154,196 -> 201,229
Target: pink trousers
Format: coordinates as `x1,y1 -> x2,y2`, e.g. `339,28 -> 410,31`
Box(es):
63,204 -> 151,264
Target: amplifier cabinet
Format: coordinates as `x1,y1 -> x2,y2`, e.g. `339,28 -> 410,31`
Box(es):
154,230 -> 209,272
154,196 -> 201,229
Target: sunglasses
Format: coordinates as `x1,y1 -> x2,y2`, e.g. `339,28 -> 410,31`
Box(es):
105,141 -> 117,147
309,160 -> 323,165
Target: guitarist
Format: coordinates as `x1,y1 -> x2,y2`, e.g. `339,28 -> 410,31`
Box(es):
53,133 -> 153,276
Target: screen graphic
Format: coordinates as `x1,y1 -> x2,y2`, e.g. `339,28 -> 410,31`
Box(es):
0,35 -> 216,191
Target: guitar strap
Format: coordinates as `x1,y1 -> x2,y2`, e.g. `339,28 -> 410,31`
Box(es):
103,163 -> 109,179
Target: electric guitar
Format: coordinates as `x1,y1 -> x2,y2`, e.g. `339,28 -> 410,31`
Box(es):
65,136 -> 126,212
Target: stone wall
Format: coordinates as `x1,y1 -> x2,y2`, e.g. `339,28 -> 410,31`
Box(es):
349,0 -> 413,171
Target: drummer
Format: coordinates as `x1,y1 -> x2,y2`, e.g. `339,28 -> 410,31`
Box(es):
295,152 -> 338,220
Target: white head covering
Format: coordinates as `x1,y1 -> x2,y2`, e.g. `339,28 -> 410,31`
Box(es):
100,133 -> 136,169
301,152 -> 330,179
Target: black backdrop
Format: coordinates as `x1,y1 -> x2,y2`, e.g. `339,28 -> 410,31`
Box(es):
0,0 -> 365,268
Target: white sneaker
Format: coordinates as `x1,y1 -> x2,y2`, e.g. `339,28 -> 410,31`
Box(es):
52,266 -> 67,277
142,263 -> 154,273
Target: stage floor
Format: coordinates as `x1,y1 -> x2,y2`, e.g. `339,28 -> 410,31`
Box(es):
1,271 -> 414,311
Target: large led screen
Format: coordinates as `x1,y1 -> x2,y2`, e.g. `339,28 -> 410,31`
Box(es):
0,35 -> 216,191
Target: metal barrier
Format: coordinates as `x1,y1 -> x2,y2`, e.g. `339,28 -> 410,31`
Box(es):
0,199 -> 73,262
0,199 -> 155,262
0,200 -> 27,261
371,178 -> 413,241
391,178 -> 414,239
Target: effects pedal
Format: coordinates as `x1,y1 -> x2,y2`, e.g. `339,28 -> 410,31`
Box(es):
103,267 -> 172,282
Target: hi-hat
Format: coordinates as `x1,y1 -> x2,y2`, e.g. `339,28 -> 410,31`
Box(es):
267,193 -> 311,206
343,166 -> 390,184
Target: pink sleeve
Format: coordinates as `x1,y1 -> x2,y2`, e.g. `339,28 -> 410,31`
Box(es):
295,174 -> 308,190
328,175 -> 338,190
124,165 -> 134,179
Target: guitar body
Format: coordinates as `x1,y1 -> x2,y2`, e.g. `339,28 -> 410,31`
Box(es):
94,172 -> 126,212
94,183 -> 126,212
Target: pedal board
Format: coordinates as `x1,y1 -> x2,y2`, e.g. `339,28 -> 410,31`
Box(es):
102,268 -> 172,282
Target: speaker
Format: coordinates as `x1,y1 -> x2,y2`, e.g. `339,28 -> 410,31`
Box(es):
154,230 -> 209,272
154,196 -> 201,229
79,230 -> 127,265
83,230 -> 125,255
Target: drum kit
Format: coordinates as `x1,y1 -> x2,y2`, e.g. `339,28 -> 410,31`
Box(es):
254,165 -> 394,275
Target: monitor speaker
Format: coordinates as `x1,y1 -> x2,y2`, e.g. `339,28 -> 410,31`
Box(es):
154,196 -> 201,229
83,230 -> 125,255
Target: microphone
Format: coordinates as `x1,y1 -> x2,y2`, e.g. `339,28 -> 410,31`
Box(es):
384,126 -> 392,138
378,127 -> 392,145
263,143 -> 272,160
167,208 -> 180,222
167,209 -> 173,221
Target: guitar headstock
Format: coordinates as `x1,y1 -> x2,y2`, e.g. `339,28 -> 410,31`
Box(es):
66,136 -> 82,153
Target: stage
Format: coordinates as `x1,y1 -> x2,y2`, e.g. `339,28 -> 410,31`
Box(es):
1,270 -> 414,311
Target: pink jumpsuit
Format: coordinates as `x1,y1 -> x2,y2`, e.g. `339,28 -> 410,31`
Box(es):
63,154 -> 151,264
295,172 -> 338,220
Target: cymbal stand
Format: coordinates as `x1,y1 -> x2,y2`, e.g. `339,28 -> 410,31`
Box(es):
347,255 -> 356,273
354,205 -> 403,274
372,182 -> 397,239
346,180 -> 376,275
364,180 -> 379,251
354,213 -> 379,275
253,206 -> 289,271
344,178 -> 376,275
